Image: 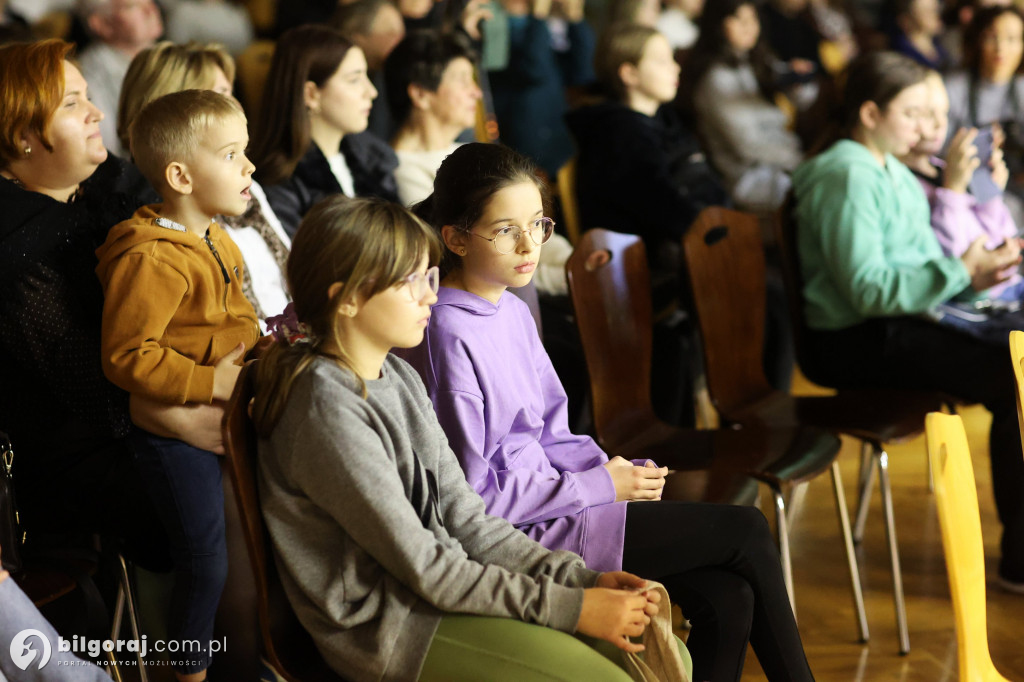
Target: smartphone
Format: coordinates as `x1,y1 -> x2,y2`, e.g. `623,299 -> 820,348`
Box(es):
974,125 -> 995,165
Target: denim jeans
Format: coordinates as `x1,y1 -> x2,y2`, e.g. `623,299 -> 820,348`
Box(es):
128,428 -> 227,674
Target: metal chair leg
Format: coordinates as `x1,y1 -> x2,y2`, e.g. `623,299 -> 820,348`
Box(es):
109,553 -> 149,682
831,461 -> 869,643
773,488 -> 796,617
876,450 -> 910,655
853,442 -> 877,544
106,585 -> 125,681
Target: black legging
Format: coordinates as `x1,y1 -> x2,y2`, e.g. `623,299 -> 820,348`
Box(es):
621,502 -> 814,682
802,316 -> 1024,582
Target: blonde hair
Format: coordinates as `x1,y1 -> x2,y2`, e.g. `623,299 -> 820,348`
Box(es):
129,89 -> 245,191
252,196 -> 441,436
118,41 -> 236,154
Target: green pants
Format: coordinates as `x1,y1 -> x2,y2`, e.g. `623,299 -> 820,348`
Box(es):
420,616 -> 692,682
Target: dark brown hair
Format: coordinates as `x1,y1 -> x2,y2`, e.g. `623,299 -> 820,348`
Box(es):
383,29 -> 477,126
839,51 -> 931,137
680,0 -> 776,115
414,142 -> 549,275
963,5 -> 1024,78
249,25 -> 353,186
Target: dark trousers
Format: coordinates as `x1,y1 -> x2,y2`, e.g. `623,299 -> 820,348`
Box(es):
128,429 -> 227,674
623,503 -> 813,682
802,316 -> 1024,581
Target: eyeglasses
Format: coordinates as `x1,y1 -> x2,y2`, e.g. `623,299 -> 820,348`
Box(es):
401,265 -> 439,302
471,217 -> 555,255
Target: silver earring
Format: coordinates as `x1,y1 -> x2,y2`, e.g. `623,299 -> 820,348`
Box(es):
23,146 -> 31,155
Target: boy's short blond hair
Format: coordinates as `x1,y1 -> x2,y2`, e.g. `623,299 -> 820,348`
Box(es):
130,89 -> 245,192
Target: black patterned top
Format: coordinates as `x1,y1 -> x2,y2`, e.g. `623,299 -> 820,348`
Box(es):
0,155 -> 158,469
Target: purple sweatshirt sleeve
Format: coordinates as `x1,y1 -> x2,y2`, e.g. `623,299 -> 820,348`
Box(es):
925,181 -> 1017,257
432,387 -> 616,527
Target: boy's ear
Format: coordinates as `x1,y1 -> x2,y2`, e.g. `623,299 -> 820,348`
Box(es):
441,224 -> 468,255
164,161 -> 194,196
304,81 -> 322,114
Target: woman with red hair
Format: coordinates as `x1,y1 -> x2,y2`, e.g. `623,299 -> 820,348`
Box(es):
0,40 -> 222,592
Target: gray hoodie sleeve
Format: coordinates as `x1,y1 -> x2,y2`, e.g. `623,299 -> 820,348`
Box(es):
276,370 -> 593,633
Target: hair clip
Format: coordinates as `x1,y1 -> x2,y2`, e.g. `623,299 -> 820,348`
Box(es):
266,302 -> 314,346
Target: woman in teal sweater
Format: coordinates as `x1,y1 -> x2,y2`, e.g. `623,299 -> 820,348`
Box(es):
792,51 -> 1024,592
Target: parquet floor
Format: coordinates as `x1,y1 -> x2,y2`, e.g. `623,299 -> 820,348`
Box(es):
737,386 -> 1024,681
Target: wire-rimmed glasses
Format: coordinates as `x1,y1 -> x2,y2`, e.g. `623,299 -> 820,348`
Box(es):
401,265 -> 439,302
471,217 -> 556,254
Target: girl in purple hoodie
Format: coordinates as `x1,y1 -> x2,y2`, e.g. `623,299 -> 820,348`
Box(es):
403,142 -> 815,682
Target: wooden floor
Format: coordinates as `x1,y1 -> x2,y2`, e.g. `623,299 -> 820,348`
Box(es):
736,388 -> 1024,681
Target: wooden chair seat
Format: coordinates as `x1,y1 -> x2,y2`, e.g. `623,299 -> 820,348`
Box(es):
730,389 -> 944,445
565,229 -> 851,619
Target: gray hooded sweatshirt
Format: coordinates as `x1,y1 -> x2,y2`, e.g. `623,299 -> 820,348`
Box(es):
258,355 -> 600,682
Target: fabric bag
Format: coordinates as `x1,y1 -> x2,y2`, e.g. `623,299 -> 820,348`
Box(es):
621,582 -> 690,682
0,430 -> 24,573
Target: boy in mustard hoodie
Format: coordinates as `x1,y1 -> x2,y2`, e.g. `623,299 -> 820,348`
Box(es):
95,89 -> 259,682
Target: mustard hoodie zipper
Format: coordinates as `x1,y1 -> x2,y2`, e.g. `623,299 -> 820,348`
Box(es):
204,230 -> 231,311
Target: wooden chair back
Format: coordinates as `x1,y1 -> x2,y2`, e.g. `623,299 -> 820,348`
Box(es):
924,412 -> 1011,682
772,197 -> 814,368
682,207 -> 775,418
557,157 -> 582,245
236,40 -> 275,129
565,229 -> 656,449
222,361 -> 346,682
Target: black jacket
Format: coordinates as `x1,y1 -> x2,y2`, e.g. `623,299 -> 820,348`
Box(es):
261,132 -> 400,237
565,102 -> 729,260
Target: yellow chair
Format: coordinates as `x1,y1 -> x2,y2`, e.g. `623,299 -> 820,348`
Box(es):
924,412 -> 1012,682
1009,331 -> 1024,445
556,157 -> 582,245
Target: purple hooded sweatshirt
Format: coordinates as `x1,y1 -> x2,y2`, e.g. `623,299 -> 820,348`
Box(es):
399,286 -> 627,572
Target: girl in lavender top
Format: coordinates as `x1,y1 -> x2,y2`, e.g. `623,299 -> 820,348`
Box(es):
402,142 -> 815,682
900,71 -> 1024,301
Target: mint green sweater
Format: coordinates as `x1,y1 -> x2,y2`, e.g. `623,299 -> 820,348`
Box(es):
792,139 -> 972,330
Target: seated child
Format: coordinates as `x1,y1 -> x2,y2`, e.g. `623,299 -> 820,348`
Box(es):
252,196 -> 673,681
95,89 -> 261,681
899,70 -> 1023,302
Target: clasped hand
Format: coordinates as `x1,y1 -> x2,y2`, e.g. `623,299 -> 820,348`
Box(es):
577,571 -> 661,653
603,456 -> 668,502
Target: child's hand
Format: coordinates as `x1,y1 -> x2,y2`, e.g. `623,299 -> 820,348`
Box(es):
577,588 -> 650,652
212,343 -> 245,401
943,127 -> 981,194
461,0 -> 493,40
602,457 -> 667,502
